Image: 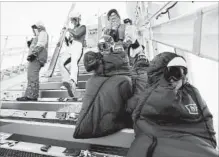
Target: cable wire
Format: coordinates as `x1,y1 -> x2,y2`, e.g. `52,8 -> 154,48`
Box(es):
156,2 -> 178,20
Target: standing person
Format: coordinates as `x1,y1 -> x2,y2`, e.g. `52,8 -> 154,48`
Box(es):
59,12 -> 86,99
104,9 -> 126,44
17,21 -> 49,101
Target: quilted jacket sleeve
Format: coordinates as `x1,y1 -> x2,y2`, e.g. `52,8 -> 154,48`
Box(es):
32,31 -> 48,56
69,25 -> 86,39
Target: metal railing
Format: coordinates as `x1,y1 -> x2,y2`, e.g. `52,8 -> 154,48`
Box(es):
0,35 -> 56,81
136,2 -> 218,62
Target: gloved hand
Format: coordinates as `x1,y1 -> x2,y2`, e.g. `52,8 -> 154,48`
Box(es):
65,37 -> 69,46
57,42 -> 61,47
27,38 -> 33,48
27,54 -> 37,62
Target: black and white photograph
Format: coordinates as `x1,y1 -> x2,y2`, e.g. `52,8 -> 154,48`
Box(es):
0,1 -> 218,156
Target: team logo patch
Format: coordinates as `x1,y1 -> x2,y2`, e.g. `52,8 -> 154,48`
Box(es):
185,104 -> 199,115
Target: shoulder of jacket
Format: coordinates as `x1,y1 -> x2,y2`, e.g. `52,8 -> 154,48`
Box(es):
80,25 -> 86,29
112,75 -> 132,82
119,24 -> 126,28
39,31 -> 48,36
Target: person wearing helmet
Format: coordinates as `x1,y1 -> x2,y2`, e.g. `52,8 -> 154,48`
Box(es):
59,12 -> 86,100
17,21 -> 49,101
73,35 -> 133,138
127,52 -> 218,157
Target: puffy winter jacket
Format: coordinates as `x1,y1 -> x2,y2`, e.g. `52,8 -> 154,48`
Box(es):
28,30 -> 49,66
83,50 -> 131,76
73,50 -> 133,138
127,52 -> 149,114
127,52 -> 218,157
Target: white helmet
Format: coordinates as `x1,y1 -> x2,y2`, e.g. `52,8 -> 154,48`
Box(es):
69,12 -> 81,19
35,21 -> 45,28
167,57 -> 187,68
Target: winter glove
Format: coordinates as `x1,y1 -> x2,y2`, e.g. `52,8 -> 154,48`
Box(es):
27,54 -> 37,62
57,42 -> 61,47
27,38 -> 33,48
65,37 -> 69,46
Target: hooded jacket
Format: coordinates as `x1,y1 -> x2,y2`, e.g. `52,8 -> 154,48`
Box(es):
73,50 -> 133,138
127,52 -> 218,157
29,25 -> 49,66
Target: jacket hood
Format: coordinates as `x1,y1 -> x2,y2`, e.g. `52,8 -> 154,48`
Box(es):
147,52 -> 178,85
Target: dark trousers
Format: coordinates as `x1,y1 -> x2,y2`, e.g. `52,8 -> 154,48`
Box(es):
24,60 -> 42,99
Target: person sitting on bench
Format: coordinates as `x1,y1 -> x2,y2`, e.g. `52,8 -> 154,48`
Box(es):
127,52 -> 218,157
73,35 -> 133,138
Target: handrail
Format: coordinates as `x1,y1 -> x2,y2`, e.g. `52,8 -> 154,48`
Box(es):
0,36 -> 8,68
150,4 -> 218,62
147,2 -> 172,22
141,1 -> 173,27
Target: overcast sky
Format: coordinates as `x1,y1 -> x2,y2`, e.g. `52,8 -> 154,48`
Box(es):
1,2 -> 128,36
0,1 -> 128,48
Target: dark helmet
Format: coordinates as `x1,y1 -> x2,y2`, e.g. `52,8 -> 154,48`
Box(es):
107,9 -> 120,20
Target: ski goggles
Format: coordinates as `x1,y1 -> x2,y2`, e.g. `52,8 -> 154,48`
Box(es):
98,42 -> 112,52
164,66 -> 188,82
113,44 -> 124,53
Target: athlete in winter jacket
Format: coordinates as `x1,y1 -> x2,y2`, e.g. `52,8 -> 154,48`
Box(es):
127,52 -> 218,157
16,21 -> 49,101
59,12 -> 86,98
73,35 -> 133,138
